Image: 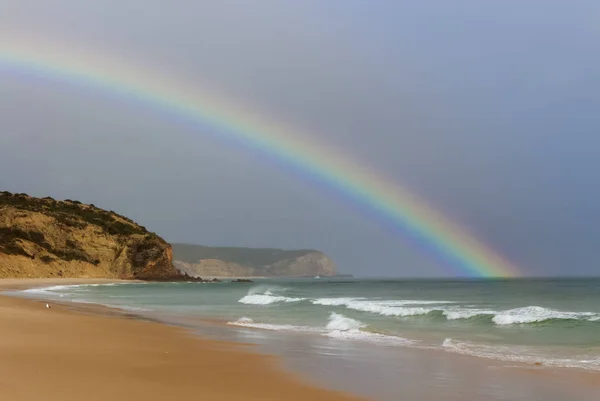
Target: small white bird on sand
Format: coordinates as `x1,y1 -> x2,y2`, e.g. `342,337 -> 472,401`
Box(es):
45,304 -> 50,309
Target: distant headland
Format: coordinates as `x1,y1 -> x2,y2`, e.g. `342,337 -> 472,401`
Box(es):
172,244 -> 337,278
0,191 -> 339,280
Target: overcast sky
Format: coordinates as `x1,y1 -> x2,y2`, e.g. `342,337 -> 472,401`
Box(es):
1,1 -> 599,277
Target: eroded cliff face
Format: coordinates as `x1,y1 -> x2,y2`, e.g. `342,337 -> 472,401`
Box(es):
0,192 -> 180,280
174,251 -> 336,278
265,252 -> 336,277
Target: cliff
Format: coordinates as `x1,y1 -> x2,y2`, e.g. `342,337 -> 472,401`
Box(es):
172,244 -> 336,277
0,191 -> 181,280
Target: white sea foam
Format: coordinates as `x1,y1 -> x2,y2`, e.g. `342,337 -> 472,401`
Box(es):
311,298 -> 600,324
442,338 -> 600,370
346,303 -> 432,317
325,328 -> 414,345
442,337 -> 542,364
324,312 -> 414,345
326,312 -> 365,331
374,300 -> 455,306
228,313 -> 414,346
311,298 -> 454,317
247,285 -> 288,295
311,297 -> 365,306
233,317 -> 254,324
443,308 -> 496,320
312,298 -> 453,307
22,284 -> 79,294
238,293 -> 304,305
491,306 -> 598,325
238,286 -> 305,305
227,317 -> 319,333
21,283 -> 118,297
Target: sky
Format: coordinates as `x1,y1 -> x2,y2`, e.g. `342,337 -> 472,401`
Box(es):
1,1 -> 599,277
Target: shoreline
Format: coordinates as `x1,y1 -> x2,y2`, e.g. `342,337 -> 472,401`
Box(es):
3,279 -> 600,401
0,278 -> 362,401
0,277 -> 133,290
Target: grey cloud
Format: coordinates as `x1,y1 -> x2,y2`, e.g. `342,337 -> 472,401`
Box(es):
1,1 -> 600,276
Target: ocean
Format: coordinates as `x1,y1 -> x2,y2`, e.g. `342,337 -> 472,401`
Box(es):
17,278 -> 600,400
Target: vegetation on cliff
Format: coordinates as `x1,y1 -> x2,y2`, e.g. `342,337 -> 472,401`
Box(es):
0,191 -> 181,280
172,243 -> 336,277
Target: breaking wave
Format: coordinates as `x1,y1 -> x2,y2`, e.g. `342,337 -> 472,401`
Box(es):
442,309 -> 496,320
228,312 -> 413,346
238,293 -> 305,305
238,286 -> 305,305
311,298 -> 452,317
239,291 -> 600,326
326,312 -> 365,331
491,306 -> 599,325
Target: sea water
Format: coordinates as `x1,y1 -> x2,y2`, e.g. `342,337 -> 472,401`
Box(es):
18,278 -> 600,400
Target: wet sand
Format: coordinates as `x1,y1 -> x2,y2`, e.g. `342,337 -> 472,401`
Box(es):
0,279 -> 362,401
169,315 -> 600,401
3,278 -> 600,401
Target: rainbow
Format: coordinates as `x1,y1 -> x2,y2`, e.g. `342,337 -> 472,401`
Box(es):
0,38 -> 520,277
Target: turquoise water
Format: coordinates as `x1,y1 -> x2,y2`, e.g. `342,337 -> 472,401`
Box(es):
20,278 -> 600,371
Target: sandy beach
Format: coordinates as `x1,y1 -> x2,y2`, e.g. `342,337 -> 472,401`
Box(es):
3,279 -> 600,401
0,279 -> 362,401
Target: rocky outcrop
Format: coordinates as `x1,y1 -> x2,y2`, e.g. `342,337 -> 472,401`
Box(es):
172,244 -> 336,278
0,191 -> 181,280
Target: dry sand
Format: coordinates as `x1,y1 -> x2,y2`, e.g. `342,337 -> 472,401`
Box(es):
0,279 -> 362,401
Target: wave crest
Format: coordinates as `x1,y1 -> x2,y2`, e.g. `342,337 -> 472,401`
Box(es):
326,312 -> 365,331
491,306 -> 598,325
311,298 -> 451,317
238,286 -> 304,305
443,309 -> 496,320
228,313 -> 413,346
238,294 -> 304,305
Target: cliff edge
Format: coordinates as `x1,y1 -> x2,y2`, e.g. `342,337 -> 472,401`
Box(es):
0,191 -> 181,280
172,244 -> 336,277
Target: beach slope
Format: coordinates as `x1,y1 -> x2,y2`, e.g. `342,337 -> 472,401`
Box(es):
0,280 -> 361,401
